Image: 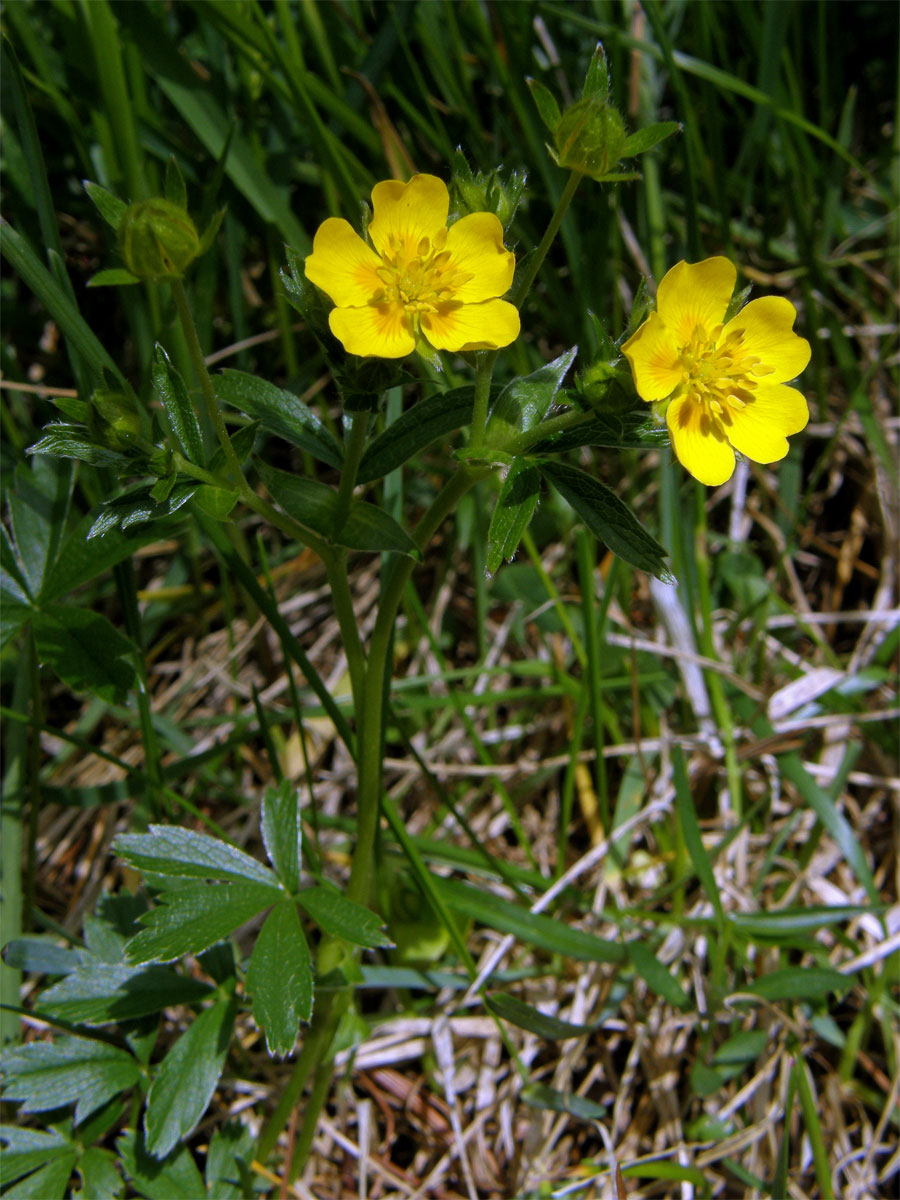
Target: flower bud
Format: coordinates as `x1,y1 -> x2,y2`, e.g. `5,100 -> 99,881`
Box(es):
118,198 -> 200,281
450,153 -> 526,231
554,97 -> 628,178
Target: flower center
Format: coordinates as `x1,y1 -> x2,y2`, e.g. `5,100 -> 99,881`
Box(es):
370,228 -> 474,313
679,324 -> 773,420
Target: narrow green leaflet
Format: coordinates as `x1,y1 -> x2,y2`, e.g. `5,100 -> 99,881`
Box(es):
628,941 -> 691,1010
521,1082 -> 606,1121
0,1036 -> 141,1125
357,386 -> 478,484
485,992 -> 597,1040
526,77 -> 562,133
125,881 -> 281,965
436,878 -> 624,964
2,938 -> 82,976
144,992 -> 238,1158
152,346 -> 204,466
245,901 -> 312,1056
296,885 -> 393,949
258,465 -> 418,556
28,425 -> 134,469
40,514 -> 171,604
8,457 -> 72,597
621,121 -> 681,156
261,779 -> 301,893
115,825 -> 278,886
486,346 -> 577,444
537,459 -> 673,581
117,1130 -> 206,1200
2,1154 -> 78,1200
743,967 -> 849,1003
728,905 -> 875,937
527,408 -> 669,453
75,1147 -> 123,1200
486,460 -> 541,575
204,1122 -> 254,1200
0,1126 -> 74,1189
87,484 -> 198,539
39,961 -> 212,1025
215,371 -> 342,467
84,181 -> 127,231
87,268 -> 140,287
32,605 -> 138,703
712,1029 -> 768,1065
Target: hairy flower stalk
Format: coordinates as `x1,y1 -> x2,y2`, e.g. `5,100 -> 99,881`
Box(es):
623,257 -> 811,486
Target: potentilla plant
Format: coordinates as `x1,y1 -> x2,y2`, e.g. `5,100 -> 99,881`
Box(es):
1,45 -> 810,1195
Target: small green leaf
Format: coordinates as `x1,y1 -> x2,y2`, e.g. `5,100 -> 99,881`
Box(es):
628,940 -> 691,1009
215,370 -> 342,467
622,121 -> 681,157
144,993 -> 237,1158
486,460 -> 541,575
125,881 -> 280,965
743,967 -> 849,1003
41,513 -> 167,603
261,779 -> 301,892
245,901 -> 312,1055
486,347 -> 577,445
40,962 -> 212,1025
75,1147 -> 123,1200
84,181 -> 128,231
32,605 -> 138,703
485,992 -> 597,1040
521,1081 -> 605,1121
357,386 -> 479,484
0,1126 -> 75,1189
152,345 -> 204,465
28,425 -> 133,469
117,1130 -> 205,1200
7,456 -> 72,597
1,1153 -> 78,1200
528,409 -> 669,453
87,268 -> 140,287
296,885 -> 393,948
1,1036 -> 141,1124
526,77 -> 562,132
204,1122 -> 254,1200
2,937 -> 81,976
191,485 -> 238,520
115,825 -> 278,887
537,459 -> 673,580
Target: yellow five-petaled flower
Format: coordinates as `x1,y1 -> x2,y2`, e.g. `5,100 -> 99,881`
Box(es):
305,174 -> 520,360
622,257 -> 811,486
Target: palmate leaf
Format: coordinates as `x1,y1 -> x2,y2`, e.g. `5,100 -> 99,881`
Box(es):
125,881 -> 281,965
537,459 -> 673,581
144,992 -> 238,1158
0,1036 -> 141,1125
245,901 -> 312,1056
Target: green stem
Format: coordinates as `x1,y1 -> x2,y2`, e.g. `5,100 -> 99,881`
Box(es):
322,551 -> 366,708
503,406 -> 594,457
510,170 -> 582,308
469,350 -> 498,449
331,410 -> 369,536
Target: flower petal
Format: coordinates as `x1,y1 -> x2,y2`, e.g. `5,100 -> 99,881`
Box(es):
723,382 -> 809,464
621,312 -> 683,401
443,213 -> 515,302
666,393 -> 735,486
657,257 -> 736,345
722,296 -> 811,384
329,303 -> 415,359
305,218 -> 383,307
368,175 -> 449,259
420,299 -> 520,352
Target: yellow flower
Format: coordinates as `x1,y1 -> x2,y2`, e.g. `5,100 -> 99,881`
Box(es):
622,257 -> 811,486
304,174 -> 520,359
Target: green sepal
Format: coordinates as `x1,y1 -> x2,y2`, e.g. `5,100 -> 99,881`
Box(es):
84,180 -> 128,231
526,77 -> 562,133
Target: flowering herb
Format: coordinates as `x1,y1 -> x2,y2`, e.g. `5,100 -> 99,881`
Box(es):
304,174 -> 520,359
623,257 -> 811,486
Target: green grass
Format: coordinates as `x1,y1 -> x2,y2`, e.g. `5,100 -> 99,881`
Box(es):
1,1 -> 897,1197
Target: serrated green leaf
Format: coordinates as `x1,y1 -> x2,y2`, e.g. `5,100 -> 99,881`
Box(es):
521,1081 -> 605,1121
84,181 -> 127,231
75,1147 -> 122,1200
2,1153 -> 78,1200
628,940 -> 691,1009
435,878 -> 624,963
486,347 -> 577,445
87,268 -> 140,287
0,1126 -> 74,1188
1,1036 -> 141,1124
357,386 -> 479,484
261,779 -> 301,892
485,992 -> 597,1040
215,370 -> 342,467
537,459 -> 672,580
40,962 -> 212,1025
86,484 -> 198,539
125,881 -> 280,965
204,1121 -> 254,1200
27,425 -> 133,469
32,605 -> 137,703
152,346 -> 204,466
115,825 -> 279,887
296,885 -> 393,948
245,902 -> 312,1055
117,1129 -> 205,1200
486,460 -> 541,575
743,967 -> 849,1003
526,77 -> 562,132
144,993 -> 237,1158
528,409 -> 669,453
622,121 -> 681,157
191,485 -> 238,520
258,465 -> 418,556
